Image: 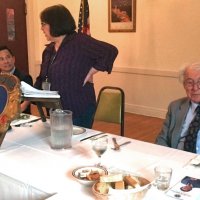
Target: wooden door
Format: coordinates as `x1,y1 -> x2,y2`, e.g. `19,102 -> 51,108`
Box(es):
0,0 -> 29,74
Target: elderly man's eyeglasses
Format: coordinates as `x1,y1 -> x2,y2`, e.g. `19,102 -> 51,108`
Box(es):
184,79 -> 200,89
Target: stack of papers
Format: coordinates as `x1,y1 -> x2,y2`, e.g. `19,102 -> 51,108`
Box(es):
21,81 -> 60,98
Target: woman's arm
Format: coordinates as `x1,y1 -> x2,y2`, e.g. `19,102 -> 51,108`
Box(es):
83,67 -> 98,86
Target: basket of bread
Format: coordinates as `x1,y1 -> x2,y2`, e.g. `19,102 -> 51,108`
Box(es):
92,173 -> 152,200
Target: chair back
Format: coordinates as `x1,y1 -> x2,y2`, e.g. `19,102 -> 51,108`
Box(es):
0,73 -> 21,145
94,86 -> 125,136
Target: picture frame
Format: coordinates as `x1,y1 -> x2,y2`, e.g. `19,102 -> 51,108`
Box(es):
108,0 -> 136,32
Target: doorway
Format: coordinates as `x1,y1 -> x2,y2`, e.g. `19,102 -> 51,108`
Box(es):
0,0 -> 29,74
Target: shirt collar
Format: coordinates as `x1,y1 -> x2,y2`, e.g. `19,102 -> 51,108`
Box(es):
10,67 -> 15,74
190,101 -> 199,114
0,67 -> 15,74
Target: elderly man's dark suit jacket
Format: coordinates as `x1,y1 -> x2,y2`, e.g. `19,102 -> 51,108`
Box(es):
156,97 -> 190,149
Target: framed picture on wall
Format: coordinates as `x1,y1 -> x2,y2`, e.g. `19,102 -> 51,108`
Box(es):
108,0 -> 136,32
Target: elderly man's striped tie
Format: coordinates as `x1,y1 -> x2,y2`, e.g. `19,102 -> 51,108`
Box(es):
184,105 -> 200,153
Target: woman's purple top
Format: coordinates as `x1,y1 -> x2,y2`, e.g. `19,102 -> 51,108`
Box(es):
34,32 -> 118,118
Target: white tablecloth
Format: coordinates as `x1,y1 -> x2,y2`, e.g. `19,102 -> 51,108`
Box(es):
0,120 -> 198,200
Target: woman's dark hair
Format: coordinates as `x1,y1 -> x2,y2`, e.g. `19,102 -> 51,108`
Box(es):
40,4 -> 76,36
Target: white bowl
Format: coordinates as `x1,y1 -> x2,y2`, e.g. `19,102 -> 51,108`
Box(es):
72,166 -> 108,186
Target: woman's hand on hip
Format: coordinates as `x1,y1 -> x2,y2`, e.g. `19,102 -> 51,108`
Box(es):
83,67 -> 98,86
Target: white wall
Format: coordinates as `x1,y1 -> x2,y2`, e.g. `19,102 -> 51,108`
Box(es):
26,0 -> 200,118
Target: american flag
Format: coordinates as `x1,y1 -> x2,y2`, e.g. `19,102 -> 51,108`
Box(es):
78,0 -> 90,35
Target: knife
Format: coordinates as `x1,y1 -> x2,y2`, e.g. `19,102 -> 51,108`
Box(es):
91,134 -> 108,140
14,118 -> 41,127
80,132 -> 104,142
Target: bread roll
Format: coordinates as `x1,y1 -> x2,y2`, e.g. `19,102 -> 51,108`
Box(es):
96,182 -> 109,194
100,174 -> 123,183
138,177 -> 150,186
115,181 -> 125,189
86,171 -> 100,181
127,185 -> 134,189
124,175 -> 140,188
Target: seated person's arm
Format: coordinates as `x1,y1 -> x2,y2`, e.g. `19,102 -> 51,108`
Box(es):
20,101 -> 30,113
155,104 -> 174,147
24,74 -> 33,86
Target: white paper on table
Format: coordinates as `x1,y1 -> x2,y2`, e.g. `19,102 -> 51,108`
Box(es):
190,155 -> 200,166
21,81 -> 60,98
165,176 -> 200,200
183,155 -> 200,178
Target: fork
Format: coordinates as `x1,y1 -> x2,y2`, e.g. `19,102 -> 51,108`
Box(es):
112,138 -> 131,151
112,138 -> 120,150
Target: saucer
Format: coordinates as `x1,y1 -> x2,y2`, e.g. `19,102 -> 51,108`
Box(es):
73,127 -> 86,135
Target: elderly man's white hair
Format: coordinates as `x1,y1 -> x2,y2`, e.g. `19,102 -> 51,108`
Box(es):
179,62 -> 200,83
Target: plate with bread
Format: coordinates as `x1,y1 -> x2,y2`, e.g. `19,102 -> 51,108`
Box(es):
92,171 -> 153,200
72,166 -> 108,186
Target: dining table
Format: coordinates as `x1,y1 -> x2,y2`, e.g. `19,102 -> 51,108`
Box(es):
0,115 -> 199,200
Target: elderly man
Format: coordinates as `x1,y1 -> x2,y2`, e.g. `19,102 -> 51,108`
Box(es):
0,45 -> 32,114
156,63 -> 200,154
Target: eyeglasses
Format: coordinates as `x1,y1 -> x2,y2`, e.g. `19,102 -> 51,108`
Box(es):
41,22 -> 47,27
184,79 -> 200,89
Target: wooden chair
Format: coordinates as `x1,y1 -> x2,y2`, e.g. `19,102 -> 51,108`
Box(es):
0,73 -> 21,146
93,86 -> 125,136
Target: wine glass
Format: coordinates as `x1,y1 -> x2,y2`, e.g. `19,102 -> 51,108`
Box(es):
92,136 -> 108,166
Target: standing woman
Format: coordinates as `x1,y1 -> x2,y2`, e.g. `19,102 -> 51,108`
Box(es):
34,4 -> 118,128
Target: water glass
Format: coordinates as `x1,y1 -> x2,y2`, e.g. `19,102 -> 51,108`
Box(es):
50,109 -> 73,150
92,136 -> 108,166
154,166 -> 172,191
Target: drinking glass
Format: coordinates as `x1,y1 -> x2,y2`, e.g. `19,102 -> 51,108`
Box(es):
50,109 -> 73,150
154,166 -> 172,191
92,136 -> 108,166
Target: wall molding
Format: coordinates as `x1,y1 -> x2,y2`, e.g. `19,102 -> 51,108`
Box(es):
126,103 -> 167,119
113,66 -> 179,78
110,67 -> 178,119
35,61 -> 179,78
